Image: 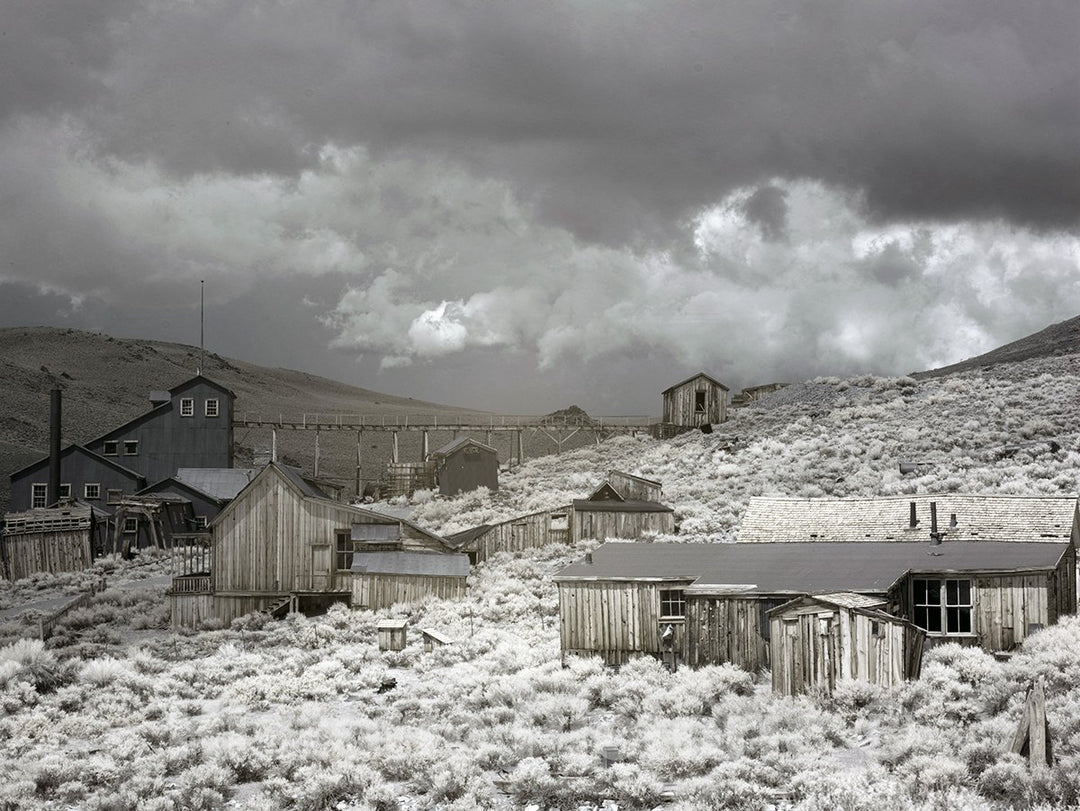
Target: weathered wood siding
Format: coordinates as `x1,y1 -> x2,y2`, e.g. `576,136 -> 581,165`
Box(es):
1,530 -> 92,581
571,510 -> 675,542
893,558 -> 1074,653
685,596 -> 775,672
607,472 -> 662,502
352,573 -> 466,609
437,446 -> 499,497
170,593 -> 215,628
770,604 -> 917,696
468,509 -> 570,563
558,580 -> 690,665
662,376 -> 727,427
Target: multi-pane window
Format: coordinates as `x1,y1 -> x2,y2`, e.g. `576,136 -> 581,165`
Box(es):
179,398 -> 194,417
123,440 -> 139,455
912,578 -> 972,635
103,440 -> 119,456
336,530 -> 356,571
123,517 -> 138,534
205,399 -> 219,417
660,589 -> 686,618
31,483 -> 48,508
84,483 -> 101,500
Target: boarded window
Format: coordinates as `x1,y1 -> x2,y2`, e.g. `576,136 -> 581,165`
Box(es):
31,483 -> 47,508
107,489 -> 123,505
660,589 -> 686,618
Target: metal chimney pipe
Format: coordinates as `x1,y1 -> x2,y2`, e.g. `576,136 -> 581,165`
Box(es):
929,501 -> 940,545
909,501 -> 918,529
48,388 -> 61,507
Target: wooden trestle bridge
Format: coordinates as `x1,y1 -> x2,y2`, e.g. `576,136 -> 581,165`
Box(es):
233,411 -> 674,490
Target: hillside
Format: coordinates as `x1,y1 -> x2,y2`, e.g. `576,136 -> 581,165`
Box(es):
914,314 -> 1080,379
0,326 -> 477,511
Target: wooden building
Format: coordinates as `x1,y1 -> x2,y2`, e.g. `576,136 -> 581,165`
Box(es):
554,537 -> 1075,676
170,462 -> 463,627
446,506 -> 572,564
730,383 -> 787,409
606,471 -> 663,502
571,474 -> 675,542
378,619 -> 408,651
769,593 -> 924,696
1,502 -> 107,581
9,375 -> 235,513
430,437 -> 499,497
351,550 -> 469,609
661,373 -> 729,428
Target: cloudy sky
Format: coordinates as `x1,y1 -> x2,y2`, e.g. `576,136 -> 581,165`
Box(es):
1,2 -> 1078,414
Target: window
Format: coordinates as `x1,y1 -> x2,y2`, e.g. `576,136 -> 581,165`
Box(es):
180,398 -> 194,417
194,515 -> 209,530
123,440 -> 139,455
31,483 -> 47,508
205,398 -> 219,417
336,530 -> 356,571
912,578 -> 972,635
550,513 -> 568,531
84,483 -> 101,500
694,390 -> 707,413
103,440 -> 119,456
660,589 -> 686,619
107,489 -> 123,505
58,483 -> 71,499
123,517 -> 138,534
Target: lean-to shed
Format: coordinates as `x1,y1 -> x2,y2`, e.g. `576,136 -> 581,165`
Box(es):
661,372 -> 729,428
769,593 -> 924,696
351,550 -> 469,609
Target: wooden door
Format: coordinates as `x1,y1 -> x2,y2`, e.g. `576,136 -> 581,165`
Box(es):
309,544 -> 330,590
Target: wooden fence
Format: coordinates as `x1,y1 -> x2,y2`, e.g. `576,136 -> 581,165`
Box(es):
38,577 -> 107,640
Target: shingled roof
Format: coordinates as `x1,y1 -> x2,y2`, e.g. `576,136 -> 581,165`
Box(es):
738,495 -> 1079,545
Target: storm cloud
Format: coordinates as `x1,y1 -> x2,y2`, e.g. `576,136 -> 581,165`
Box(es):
1,1 -> 1078,412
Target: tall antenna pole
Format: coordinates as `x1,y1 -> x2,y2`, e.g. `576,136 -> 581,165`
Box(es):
199,279 -> 205,375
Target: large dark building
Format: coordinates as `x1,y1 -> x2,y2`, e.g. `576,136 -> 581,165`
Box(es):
8,375 -> 235,514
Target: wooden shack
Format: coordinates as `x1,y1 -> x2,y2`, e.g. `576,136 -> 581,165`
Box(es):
769,593 -> 924,696
351,550 -> 469,609
607,471 -> 663,502
1,502 -> 106,581
171,462 -> 459,627
554,538 -> 1075,675
661,372 -> 729,428
378,619 -> 408,651
446,506 -> 572,564
430,437 -> 499,497
571,476 -> 675,542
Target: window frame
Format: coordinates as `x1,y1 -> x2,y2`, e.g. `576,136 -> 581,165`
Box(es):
179,398 -> 194,417
123,517 -> 139,534
912,577 -> 973,636
106,489 -> 123,505
335,529 -> 356,572
84,483 -> 101,500
694,390 -> 707,414
58,483 -> 71,499
123,440 -> 139,456
205,398 -> 219,418
103,440 -> 119,456
31,483 -> 48,508
659,588 -> 687,620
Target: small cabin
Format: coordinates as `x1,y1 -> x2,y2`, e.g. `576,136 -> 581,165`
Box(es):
430,438 -> 499,497
661,372 -> 729,428
422,628 -> 455,652
378,619 -> 408,651
769,593 -> 924,696
1,502 -> 107,581
571,476 -> 675,542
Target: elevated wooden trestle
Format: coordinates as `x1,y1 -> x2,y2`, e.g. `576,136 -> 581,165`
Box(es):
233,412 -> 673,492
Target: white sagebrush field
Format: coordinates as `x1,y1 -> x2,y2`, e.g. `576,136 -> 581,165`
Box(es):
2,356 -> 1080,810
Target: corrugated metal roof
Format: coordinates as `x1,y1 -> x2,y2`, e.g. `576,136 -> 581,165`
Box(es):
175,468 -> 256,500
553,541 -> 1068,595
739,495 -> 1078,544
572,499 -> 674,513
350,551 -> 470,577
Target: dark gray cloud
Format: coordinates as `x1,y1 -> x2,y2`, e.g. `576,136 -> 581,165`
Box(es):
0,1 -> 1078,414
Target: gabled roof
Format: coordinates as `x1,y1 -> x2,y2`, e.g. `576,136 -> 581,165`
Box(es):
587,482 -> 625,502
138,476 -> 230,506
9,443 -> 147,482
92,374 -> 234,446
662,372 -> 730,394
350,550 -> 470,577
430,437 -> 498,458
609,470 -> 662,487
739,495 -> 1079,544
572,499 -> 674,514
553,541 -> 1069,595
211,462 -> 452,548
169,374 -> 237,400
174,468 -> 256,501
